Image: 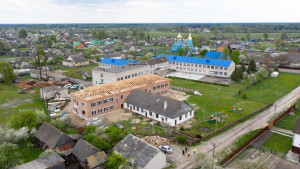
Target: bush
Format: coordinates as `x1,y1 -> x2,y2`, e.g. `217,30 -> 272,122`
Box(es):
104,152 -> 127,169
176,136 -> 187,144
0,142 -> 21,168
84,125 -> 97,135
274,67 -> 279,71
85,134 -> 111,152
241,93 -> 248,99
8,110 -> 37,130
105,126 -> 123,143
180,125 -> 185,131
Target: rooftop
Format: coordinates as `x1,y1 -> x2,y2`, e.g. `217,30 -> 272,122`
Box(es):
157,54 -> 233,67
204,51 -> 223,59
71,74 -> 169,102
100,58 -> 138,66
93,63 -> 147,73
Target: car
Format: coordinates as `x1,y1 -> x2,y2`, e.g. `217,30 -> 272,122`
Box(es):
71,85 -> 79,89
158,145 -> 173,154
64,84 -> 72,88
113,123 -> 124,130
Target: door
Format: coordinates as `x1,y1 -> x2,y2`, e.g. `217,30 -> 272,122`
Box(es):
145,113 -> 147,117
175,120 -> 177,126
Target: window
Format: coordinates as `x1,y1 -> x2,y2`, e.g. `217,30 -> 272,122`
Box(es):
125,76 -> 127,79
214,71 -> 218,75
103,99 -> 108,104
150,112 -> 152,116
121,95 -> 124,99
101,79 -> 103,83
132,74 -> 134,77
165,90 -> 168,93
145,89 -> 148,92
161,84 -> 164,88
207,66 -> 210,69
81,102 -> 85,106
180,63 -> 182,66
179,116 -> 182,120
97,100 -> 102,105
203,65 -> 206,68
73,98 -> 76,102
104,107 -> 108,112
184,63 -> 186,66
165,83 -> 168,87
82,110 -> 85,114
100,74 -> 103,77
117,78 -> 120,81
153,86 -> 156,90
156,114 -> 159,118
183,68 -> 186,70
185,114 -> 187,118
109,97 -> 113,102
176,62 -> 179,65
191,68 -> 194,71
219,72 -> 223,75
110,105 -> 114,110
215,66 -> 219,69
211,66 -> 214,69
180,67 -> 182,70
128,75 -> 131,78
220,67 -> 223,70
224,67 -> 228,70
92,110 -> 96,115
157,85 -> 160,89
98,109 -> 102,113
121,77 -> 123,80
224,72 -> 227,76
135,73 -> 137,76
187,63 -> 190,66
199,64 -> 202,68
116,99 -> 119,103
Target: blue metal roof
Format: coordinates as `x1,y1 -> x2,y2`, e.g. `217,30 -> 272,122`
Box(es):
157,54 -> 232,67
100,58 -> 138,66
204,52 -> 223,59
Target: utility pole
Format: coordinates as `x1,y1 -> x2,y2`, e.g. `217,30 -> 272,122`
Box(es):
152,112 -> 155,135
37,52 -> 42,80
211,143 -> 216,169
44,51 -> 48,81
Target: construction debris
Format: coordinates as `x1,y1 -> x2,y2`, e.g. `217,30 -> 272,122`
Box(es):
17,79 -> 37,89
28,90 -> 37,94
17,79 -> 72,90
142,136 -> 172,146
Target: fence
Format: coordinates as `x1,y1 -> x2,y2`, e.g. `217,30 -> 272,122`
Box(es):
170,85 -> 197,94
220,104 -> 296,166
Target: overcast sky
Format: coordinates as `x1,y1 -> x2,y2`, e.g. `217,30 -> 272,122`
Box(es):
1,0 -> 300,24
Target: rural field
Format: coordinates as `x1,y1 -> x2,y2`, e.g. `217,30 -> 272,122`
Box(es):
170,72 -> 300,137
50,63 -> 98,79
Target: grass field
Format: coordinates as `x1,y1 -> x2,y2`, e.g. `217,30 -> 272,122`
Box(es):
275,99 -> 300,130
0,83 -> 47,127
262,133 -> 293,155
170,72 -> 300,136
17,138 -> 44,163
51,63 -> 98,79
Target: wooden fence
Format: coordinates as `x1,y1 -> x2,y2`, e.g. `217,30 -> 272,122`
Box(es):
220,104 -> 296,166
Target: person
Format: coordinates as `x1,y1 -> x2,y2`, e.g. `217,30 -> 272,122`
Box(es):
188,151 -> 190,157
182,149 -> 185,155
185,147 -> 188,153
193,148 -> 196,154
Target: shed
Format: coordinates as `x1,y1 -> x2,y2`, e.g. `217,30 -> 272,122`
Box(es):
40,85 -> 68,100
114,134 -> 166,169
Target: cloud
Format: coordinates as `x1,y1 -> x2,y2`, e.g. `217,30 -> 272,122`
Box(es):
0,0 -> 299,23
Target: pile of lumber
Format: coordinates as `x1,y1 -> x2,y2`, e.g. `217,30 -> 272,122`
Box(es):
142,136 -> 171,146
37,81 -> 58,88
17,79 -> 37,89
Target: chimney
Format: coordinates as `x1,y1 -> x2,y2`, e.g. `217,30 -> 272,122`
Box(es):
164,101 -> 167,110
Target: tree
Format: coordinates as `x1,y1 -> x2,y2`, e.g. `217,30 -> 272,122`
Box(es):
176,136 -> 187,144
263,32 -> 269,40
85,134 -> 111,152
49,35 -> 57,43
8,110 -> 37,130
280,31 -> 287,40
0,142 -> 21,168
222,47 -> 230,60
248,73 -> 257,85
92,30 -> 99,38
0,40 -> 4,52
194,152 -> 213,169
84,125 -> 97,135
177,48 -> 184,56
246,31 -> 251,40
0,61 -> 15,83
275,39 -> 281,48
18,28 -> 27,38
231,50 -> 240,65
214,28 -> 218,39
200,49 -> 208,57
247,58 -> 257,72
104,152 -> 127,169
230,67 -> 243,82
105,126 -> 122,143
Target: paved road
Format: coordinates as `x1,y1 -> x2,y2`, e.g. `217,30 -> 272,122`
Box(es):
279,68 -> 300,74
176,86 -> 300,169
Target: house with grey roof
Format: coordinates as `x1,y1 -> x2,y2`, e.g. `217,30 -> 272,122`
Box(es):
114,134 -> 166,169
13,153 -> 65,169
68,139 -> 107,169
124,90 -> 194,126
40,85 -> 68,100
62,55 -> 89,67
35,122 -> 74,151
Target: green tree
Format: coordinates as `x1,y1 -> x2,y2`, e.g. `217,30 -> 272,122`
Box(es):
18,28 -> 28,38
230,67 -> 244,82
92,30 -> 99,38
280,31 -> 287,40
177,48 -> 184,56
0,142 -> 21,168
0,40 -> 4,52
105,126 -> 122,143
104,152 -> 127,169
214,28 -> 218,39
200,49 -> 208,57
231,50 -> 240,65
84,125 -> 97,135
85,134 -> 111,152
8,110 -> 37,129
246,31 -> 251,40
247,58 -> 257,72
222,47 -> 230,60
176,136 -> 187,144
275,39 -> 281,48
49,35 -> 57,43
263,32 -> 269,40
0,61 -> 15,83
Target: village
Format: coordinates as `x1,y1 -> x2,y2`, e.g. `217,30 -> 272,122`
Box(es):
0,23 -> 300,169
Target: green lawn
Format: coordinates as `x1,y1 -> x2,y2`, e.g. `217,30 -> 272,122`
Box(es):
262,133 -> 293,155
170,72 -> 300,136
17,138 -> 44,163
275,99 -> 300,130
51,63 -> 98,79
0,83 -> 47,127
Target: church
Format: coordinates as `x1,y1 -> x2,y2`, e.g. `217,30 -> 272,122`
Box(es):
171,33 -> 196,53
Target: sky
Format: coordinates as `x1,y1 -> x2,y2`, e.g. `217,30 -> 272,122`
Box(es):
0,0 -> 300,24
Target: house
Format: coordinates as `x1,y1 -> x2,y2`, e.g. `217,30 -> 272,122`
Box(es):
157,54 -> 235,78
288,47 -> 300,53
217,46 -> 224,52
124,90 -> 194,126
71,74 -> 170,119
73,42 -> 84,49
204,52 -> 223,59
35,122 -> 74,151
201,46 -> 210,51
102,53 -> 122,59
62,55 -> 89,67
114,134 -> 166,169
92,40 -> 101,46
99,58 -> 138,68
68,139 -> 107,169
13,153 -> 65,169
292,117 -> 300,155
230,45 -> 245,51
139,56 -> 169,74
203,29 -> 210,33
82,71 -> 92,80
40,85 -> 68,100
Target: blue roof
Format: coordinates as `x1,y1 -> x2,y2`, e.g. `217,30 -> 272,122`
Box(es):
100,58 -> 138,66
204,52 -> 223,59
157,54 -> 232,67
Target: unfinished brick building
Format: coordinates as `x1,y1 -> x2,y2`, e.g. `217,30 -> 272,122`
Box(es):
71,74 -> 170,119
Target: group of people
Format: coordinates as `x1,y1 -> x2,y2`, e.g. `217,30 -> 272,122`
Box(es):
182,147 -> 196,157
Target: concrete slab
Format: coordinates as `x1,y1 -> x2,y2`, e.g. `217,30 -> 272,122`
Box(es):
166,72 -> 205,80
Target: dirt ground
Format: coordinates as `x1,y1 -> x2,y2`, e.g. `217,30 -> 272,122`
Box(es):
167,89 -> 190,101
0,98 -> 32,109
98,109 -> 133,123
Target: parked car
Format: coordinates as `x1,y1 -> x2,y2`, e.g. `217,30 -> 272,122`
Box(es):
64,84 -> 72,88
158,145 -> 173,154
113,123 -> 124,130
71,85 -> 79,89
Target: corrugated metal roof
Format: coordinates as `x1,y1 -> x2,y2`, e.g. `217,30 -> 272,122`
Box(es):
204,52 -> 223,59
157,54 -> 232,67
100,58 -> 138,66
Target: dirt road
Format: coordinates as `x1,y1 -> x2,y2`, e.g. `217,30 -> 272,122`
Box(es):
175,86 -> 300,169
